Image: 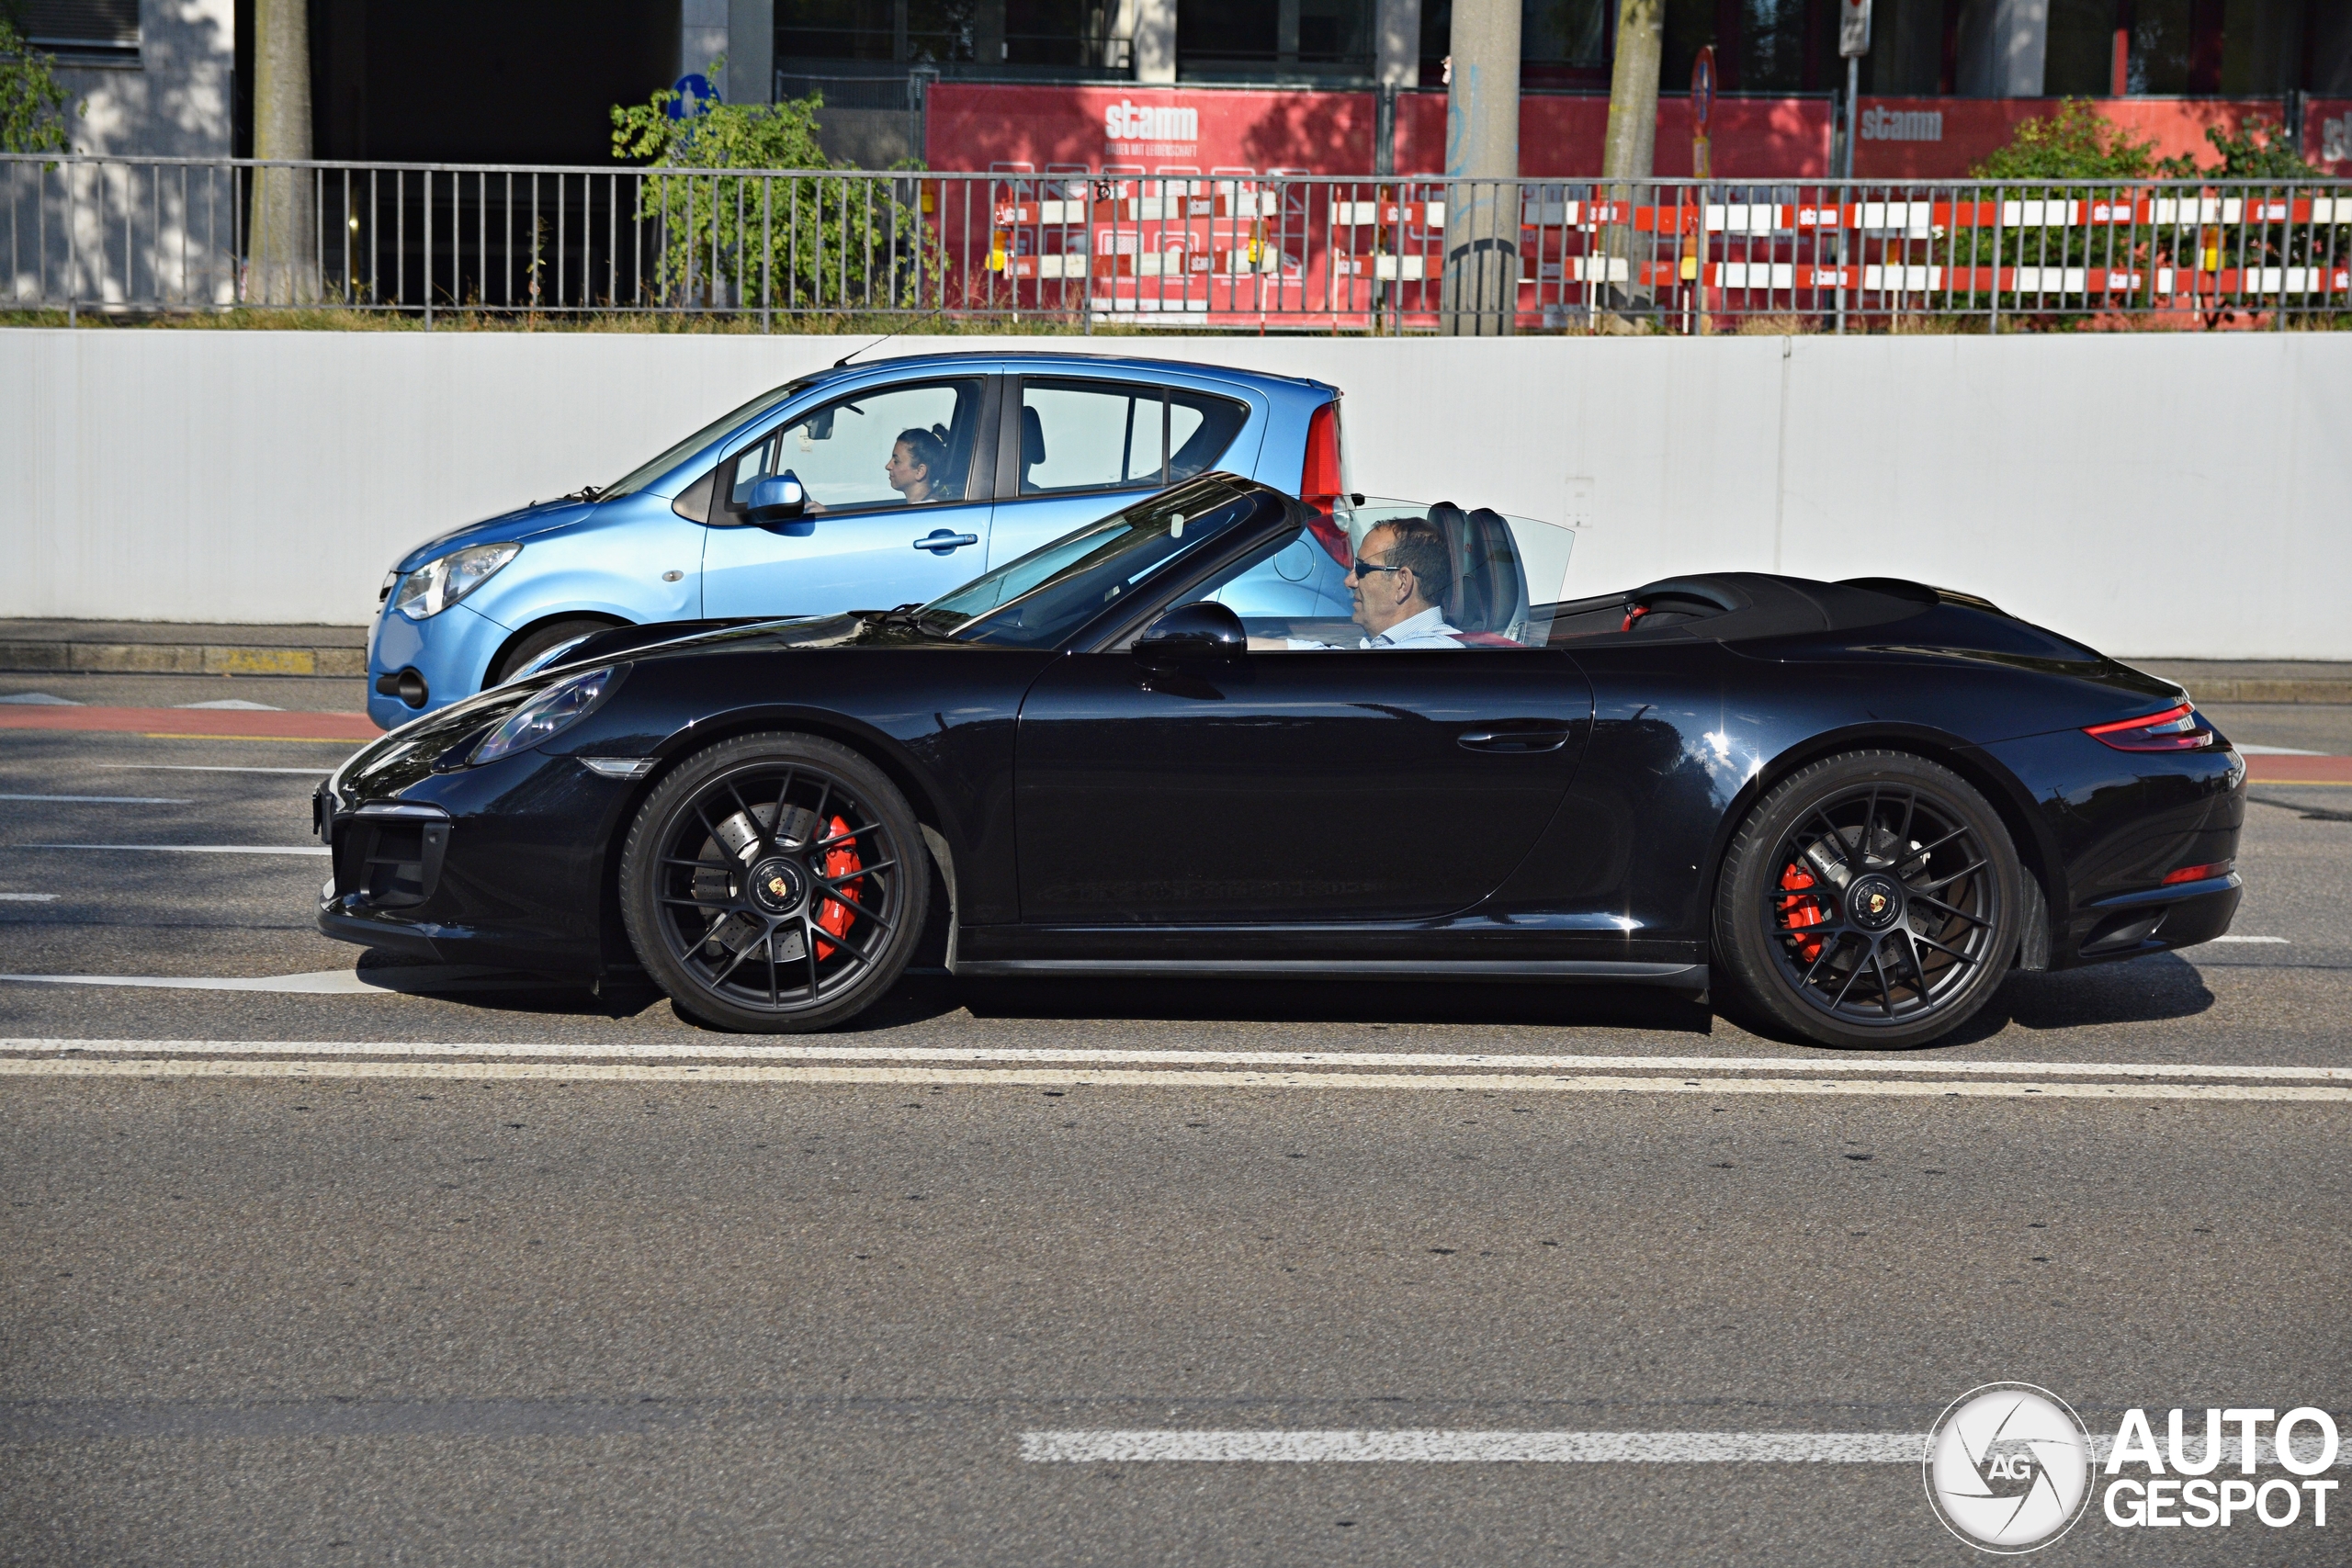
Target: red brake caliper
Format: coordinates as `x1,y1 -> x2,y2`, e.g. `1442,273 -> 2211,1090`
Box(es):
813,814 -> 863,960
1778,862 -> 1826,962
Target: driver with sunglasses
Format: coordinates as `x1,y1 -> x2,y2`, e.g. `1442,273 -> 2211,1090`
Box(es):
1277,517 -> 1463,649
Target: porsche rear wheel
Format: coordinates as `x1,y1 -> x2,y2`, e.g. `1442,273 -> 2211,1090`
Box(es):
619,733 -> 927,1033
1713,751 -> 2021,1050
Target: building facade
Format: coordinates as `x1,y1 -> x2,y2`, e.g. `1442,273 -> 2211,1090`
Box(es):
21,2 -> 2352,170
24,0 -> 234,158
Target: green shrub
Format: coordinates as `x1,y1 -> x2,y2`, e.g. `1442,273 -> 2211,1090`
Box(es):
611,64 -> 941,311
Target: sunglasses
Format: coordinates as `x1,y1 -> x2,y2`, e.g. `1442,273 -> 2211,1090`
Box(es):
1349,557 -> 1406,581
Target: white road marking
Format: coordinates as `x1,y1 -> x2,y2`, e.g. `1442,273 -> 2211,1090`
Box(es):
175,700 -> 283,711
0,794 -> 193,804
100,766 -> 330,774
0,694 -> 80,705
0,968 -> 526,996
1,971 -> 394,995
1020,1430 -> 2349,1466
5,1038 -> 2337,1081
1021,1429 -> 1924,1463
0,893 -> 60,902
15,843 -> 330,856
2234,744 -> 2324,756
1,1057 -> 2346,1100
2211,935 -> 2290,943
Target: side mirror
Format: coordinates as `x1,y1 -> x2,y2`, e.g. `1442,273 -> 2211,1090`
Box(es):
745,471 -> 806,527
1134,601 -> 1246,665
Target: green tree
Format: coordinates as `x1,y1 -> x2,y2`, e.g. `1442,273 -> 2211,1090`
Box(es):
1962,100 -> 2341,324
1970,98 -> 2159,181
612,68 -> 939,313
0,12 -> 74,154
2155,118 -> 2317,181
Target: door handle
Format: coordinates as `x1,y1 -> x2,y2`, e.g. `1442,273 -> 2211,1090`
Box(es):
913,530 -> 980,555
1458,728 -> 1571,753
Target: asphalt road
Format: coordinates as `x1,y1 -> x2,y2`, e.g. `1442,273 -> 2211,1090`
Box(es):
2,696 -> 2346,1565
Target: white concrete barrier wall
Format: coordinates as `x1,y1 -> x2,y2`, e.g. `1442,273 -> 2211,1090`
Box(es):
1,329 -> 2343,659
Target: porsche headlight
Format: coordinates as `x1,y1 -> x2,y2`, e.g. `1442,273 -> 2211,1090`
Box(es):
392,543 -> 520,620
470,666 -> 621,764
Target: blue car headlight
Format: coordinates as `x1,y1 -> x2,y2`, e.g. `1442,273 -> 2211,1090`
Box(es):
393,543 -> 520,620
470,665 -> 623,764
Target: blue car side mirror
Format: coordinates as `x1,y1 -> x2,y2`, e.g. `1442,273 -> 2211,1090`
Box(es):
746,471 -> 807,527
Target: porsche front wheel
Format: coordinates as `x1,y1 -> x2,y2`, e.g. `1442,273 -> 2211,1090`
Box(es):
619,733 -> 927,1032
1713,751 -> 2021,1050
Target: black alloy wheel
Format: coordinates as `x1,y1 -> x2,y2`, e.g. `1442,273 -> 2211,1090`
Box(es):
619,733 -> 928,1032
1713,750 -> 2022,1049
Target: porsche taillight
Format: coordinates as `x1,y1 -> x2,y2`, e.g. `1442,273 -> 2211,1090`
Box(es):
2083,703 -> 2213,751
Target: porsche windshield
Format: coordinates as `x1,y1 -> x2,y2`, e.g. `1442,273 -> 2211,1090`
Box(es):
921,478 -> 1269,647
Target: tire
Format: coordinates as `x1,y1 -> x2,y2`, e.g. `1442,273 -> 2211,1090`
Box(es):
489,618 -> 618,685
1713,750 -> 2021,1050
619,732 -> 929,1033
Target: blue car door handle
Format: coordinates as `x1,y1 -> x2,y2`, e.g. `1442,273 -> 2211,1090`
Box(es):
913,530 -> 981,555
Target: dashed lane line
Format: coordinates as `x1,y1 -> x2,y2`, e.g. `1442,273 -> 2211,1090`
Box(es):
1019,1430 -> 2347,1465
0,1056 -> 2346,1100
13,843 -> 330,856
2,1039 -> 2343,1081
0,794 -> 192,804
1022,1430 -> 1925,1463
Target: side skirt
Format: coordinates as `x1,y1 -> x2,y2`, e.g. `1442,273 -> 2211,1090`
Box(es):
952,958 -> 1708,987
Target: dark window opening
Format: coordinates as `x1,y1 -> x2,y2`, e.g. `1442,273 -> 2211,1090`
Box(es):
19,0 -> 139,64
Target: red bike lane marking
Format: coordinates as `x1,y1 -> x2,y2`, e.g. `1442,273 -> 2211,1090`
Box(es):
0,706 -> 378,741
2243,755 -> 2352,784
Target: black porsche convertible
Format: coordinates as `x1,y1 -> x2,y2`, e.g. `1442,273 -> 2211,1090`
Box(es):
316,472 -> 2244,1049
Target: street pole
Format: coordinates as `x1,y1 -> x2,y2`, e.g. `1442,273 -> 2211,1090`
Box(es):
1440,0 -> 1520,336
1835,0 -> 1872,335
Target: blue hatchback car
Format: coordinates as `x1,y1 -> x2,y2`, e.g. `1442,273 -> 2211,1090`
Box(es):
367,352 -> 1347,730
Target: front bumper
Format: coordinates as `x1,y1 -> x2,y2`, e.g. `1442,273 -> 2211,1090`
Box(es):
315,733 -> 650,975
367,600 -> 511,731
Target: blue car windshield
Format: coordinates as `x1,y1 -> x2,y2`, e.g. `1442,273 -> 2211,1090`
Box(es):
600,379 -> 811,500
922,478 -> 1268,648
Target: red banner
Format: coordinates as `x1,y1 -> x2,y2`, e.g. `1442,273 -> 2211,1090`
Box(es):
1856,96 -> 2286,180
930,85 -> 2310,183
2307,99 -> 2352,176
927,84 -> 1829,179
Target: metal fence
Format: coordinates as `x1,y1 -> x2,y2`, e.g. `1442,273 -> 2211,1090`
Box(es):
7,152 -> 2349,333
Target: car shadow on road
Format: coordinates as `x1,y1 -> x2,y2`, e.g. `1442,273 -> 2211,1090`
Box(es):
952,976 -> 1719,1033
1932,953 -> 2216,1047
356,954 -> 1720,1036
354,950 -> 2213,1049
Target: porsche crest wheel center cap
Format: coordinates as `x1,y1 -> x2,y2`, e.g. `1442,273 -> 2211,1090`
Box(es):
747,857 -> 808,915
1848,874 -> 1905,931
